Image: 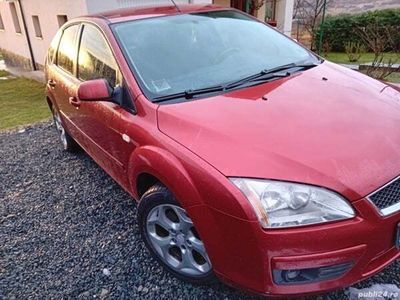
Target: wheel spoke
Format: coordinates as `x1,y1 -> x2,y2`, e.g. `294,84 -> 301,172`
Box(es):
158,206 -> 178,231
190,238 -> 206,254
146,206 -> 161,226
147,230 -> 172,258
177,248 -> 196,271
172,206 -> 193,234
148,231 -> 172,248
147,206 -> 173,231
193,256 -> 212,273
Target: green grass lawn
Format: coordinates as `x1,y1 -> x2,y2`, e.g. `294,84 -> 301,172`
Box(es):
325,52 -> 399,65
0,70 -> 9,77
0,71 -> 50,130
324,52 -> 400,84
386,72 -> 400,84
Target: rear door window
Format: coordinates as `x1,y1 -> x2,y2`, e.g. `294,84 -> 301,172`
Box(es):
78,24 -> 118,87
57,24 -> 79,74
47,30 -> 62,65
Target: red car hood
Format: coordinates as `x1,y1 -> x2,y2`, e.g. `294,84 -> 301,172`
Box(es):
157,62 -> 400,200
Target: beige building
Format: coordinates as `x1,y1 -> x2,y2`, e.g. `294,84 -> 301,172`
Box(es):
214,0 -> 294,36
0,0 -> 294,71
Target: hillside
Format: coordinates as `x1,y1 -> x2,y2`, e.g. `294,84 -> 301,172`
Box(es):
328,0 -> 399,15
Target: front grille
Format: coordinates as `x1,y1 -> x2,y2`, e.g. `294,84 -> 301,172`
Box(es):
369,176 -> 400,215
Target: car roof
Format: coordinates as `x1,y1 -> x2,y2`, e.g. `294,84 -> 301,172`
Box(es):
87,4 -> 228,24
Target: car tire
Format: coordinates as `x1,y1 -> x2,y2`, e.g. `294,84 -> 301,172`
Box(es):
138,183 -> 216,284
51,107 -> 79,153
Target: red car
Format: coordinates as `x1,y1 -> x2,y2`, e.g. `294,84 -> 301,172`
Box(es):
44,4 -> 400,297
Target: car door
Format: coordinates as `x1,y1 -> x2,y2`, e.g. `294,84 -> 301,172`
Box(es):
49,24 -> 82,138
72,23 -> 128,183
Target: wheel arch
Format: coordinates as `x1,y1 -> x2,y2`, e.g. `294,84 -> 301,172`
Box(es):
128,145 -> 203,208
136,172 -> 161,198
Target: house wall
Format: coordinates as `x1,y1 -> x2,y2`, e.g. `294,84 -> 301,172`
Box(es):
0,1 -> 32,69
21,0 -> 88,68
0,0 -> 212,70
0,0 -> 88,70
213,0 -> 230,7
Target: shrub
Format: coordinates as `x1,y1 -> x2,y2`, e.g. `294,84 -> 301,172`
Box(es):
344,42 -> 366,62
315,9 -> 400,52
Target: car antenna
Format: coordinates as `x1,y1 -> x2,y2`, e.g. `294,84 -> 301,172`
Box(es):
170,0 -> 182,13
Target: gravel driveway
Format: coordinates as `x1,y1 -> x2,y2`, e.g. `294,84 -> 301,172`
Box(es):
1,122 -> 399,299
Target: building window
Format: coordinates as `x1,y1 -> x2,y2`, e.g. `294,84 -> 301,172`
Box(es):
9,2 -> 22,33
0,13 -> 5,30
32,15 -> 42,38
57,15 -> 68,27
265,0 -> 277,22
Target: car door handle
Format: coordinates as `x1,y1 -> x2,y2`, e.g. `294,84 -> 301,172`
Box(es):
47,79 -> 56,88
69,96 -> 81,108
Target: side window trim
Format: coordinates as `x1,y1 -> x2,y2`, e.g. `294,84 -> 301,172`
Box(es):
76,23 -> 87,81
75,23 -> 84,77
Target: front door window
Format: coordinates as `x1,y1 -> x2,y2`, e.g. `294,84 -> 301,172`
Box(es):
78,24 -> 118,87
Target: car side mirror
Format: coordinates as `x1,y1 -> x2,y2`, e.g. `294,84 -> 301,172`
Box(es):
77,79 -> 115,103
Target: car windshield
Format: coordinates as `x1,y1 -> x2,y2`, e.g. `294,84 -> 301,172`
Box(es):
112,10 -> 318,101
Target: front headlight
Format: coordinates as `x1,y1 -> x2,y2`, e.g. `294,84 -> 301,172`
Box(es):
230,178 -> 355,228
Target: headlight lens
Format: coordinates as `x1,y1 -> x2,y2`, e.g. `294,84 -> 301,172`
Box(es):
230,178 -> 355,228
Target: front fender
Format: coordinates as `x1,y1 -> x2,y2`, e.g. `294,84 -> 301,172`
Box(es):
127,145 -> 203,208
127,145 -> 261,285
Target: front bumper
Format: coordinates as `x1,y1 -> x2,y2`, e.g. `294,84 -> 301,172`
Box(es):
188,197 -> 400,296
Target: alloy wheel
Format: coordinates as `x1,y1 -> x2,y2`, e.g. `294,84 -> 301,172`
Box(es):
146,204 -> 212,276
52,110 -> 68,149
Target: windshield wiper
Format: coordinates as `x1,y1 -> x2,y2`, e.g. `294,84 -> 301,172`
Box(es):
153,85 -> 224,102
152,62 -> 320,103
224,62 -> 320,90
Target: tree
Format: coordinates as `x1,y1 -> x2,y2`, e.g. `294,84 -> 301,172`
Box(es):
293,0 -> 331,50
355,22 -> 400,80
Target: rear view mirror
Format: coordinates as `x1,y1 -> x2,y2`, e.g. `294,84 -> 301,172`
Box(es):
77,79 -> 113,102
